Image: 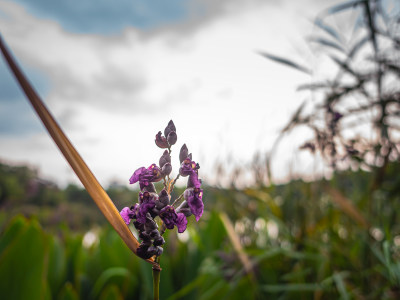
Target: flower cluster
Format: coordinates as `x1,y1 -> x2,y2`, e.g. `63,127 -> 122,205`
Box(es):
120,120 -> 204,259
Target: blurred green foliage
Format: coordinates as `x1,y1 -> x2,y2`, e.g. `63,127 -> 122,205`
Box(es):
0,160 -> 399,299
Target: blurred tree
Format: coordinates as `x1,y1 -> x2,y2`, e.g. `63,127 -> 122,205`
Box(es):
261,0 -> 400,180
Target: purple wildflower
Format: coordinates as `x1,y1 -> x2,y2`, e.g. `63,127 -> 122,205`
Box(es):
125,120 -> 204,258
129,164 -> 163,189
159,205 -> 188,233
179,158 -> 199,177
184,187 -> 204,221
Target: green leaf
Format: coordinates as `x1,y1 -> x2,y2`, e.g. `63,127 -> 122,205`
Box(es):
99,284 -> 124,300
0,215 -> 27,254
333,272 -> 350,300
47,235 -> 66,296
90,267 -> 130,300
58,282 -> 79,300
0,219 -> 49,300
262,283 -> 323,292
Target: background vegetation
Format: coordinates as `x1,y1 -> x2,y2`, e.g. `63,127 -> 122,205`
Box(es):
1,159 -> 399,299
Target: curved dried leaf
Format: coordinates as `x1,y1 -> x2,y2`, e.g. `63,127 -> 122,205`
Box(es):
348,35 -> 369,58
329,55 -> 359,77
297,82 -> 332,91
281,101 -> 307,133
258,51 -> 312,75
324,0 -> 364,15
309,37 -> 345,52
314,18 -> 342,42
0,34 -> 155,265
219,213 -> 254,276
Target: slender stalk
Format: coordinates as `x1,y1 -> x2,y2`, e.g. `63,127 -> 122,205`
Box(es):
171,193 -> 184,208
152,261 -> 162,300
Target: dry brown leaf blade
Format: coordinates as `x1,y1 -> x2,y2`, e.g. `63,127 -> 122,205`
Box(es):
0,34 -> 155,264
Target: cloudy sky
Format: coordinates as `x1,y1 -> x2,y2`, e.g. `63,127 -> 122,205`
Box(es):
0,0 -> 345,187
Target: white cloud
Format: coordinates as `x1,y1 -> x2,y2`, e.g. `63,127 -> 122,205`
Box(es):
0,0 -> 341,187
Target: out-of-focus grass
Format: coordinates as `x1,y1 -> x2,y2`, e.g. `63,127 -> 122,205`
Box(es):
1,161 -> 400,299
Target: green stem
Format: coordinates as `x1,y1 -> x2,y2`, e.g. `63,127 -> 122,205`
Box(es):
152,261 -> 161,300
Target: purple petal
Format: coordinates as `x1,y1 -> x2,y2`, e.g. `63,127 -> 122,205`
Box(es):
129,167 -> 146,184
120,207 -> 132,225
137,200 -> 156,224
176,213 -> 188,233
155,131 -> 169,148
188,172 -> 201,188
185,188 -> 204,221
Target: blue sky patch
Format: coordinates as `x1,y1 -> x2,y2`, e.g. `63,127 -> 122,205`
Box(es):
0,57 -> 48,135
13,0 -> 198,34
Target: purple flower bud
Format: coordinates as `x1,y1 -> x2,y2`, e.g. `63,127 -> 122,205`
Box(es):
155,131 -> 169,148
184,187 -> 204,221
133,220 -> 144,232
139,231 -> 151,242
156,189 -> 170,210
159,205 -> 188,233
179,158 -> 199,177
164,120 -> 176,139
179,144 -> 189,163
159,150 -> 171,168
153,236 -> 165,246
148,245 -> 163,256
176,201 -> 192,217
142,183 -> 156,193
137,244 -> 152,259
167,131 -> 177,145
137,191 -> 157,223
161,163 -> 172,176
